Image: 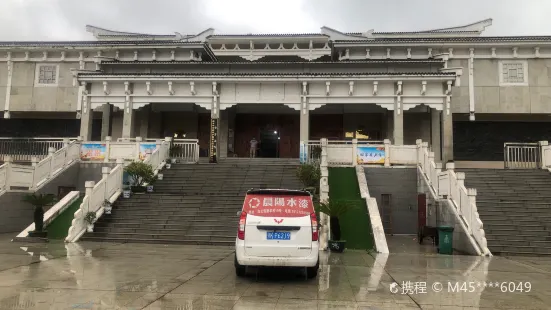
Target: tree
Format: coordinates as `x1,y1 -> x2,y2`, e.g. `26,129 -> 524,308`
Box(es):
124,162 -> 156,187
22,193 -> 57,233
316,199 -> 358,241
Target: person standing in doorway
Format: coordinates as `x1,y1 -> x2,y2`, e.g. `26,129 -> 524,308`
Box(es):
249,137 -> 258,158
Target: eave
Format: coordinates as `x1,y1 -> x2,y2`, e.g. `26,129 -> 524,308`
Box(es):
77,72 -> 456,82
100,59 -> 444,65
333,36 -> 551,48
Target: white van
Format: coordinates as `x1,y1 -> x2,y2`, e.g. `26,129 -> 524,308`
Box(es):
234,189 -> 319,278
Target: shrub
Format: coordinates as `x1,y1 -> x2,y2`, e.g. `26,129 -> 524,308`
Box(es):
296,163 -> 321,188
124,162 -> 156,187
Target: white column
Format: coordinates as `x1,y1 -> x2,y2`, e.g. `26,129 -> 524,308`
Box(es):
122,95 -> 134,139
393,96 -> 403,145
79,84 -> 93,141
431,109 -> 441,161
300,82 -> 310,149
101,103 -> 112,141
442,96 -> 454,163
3,55 -> 12,119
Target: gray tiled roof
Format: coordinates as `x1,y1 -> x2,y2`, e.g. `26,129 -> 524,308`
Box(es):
78,71 -> 455,76
0,40 -> 203,46
335,36 -> 551,43
101,59 -> 444,65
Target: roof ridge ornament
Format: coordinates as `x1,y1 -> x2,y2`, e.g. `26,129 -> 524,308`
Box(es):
86,25 -> 215,42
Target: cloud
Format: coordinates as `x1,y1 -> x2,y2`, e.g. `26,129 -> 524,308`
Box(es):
0,0 -> 549,41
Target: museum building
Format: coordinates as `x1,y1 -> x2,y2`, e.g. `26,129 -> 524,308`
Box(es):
1,18 -> 551,162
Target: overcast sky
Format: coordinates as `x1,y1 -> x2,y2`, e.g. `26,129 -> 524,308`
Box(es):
1,0 -> 550,41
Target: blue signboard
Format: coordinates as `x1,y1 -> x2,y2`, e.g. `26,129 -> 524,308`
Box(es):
357,146 -> 385,165
299,143 -> 308,164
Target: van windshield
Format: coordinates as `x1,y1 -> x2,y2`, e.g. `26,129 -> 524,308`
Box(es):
243,194 -> 314,217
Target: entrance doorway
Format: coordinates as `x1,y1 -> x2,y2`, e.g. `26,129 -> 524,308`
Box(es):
259,129 -> 280,158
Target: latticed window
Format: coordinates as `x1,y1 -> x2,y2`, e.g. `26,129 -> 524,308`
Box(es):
38,65 -> 57,84
502,62 -> 525,84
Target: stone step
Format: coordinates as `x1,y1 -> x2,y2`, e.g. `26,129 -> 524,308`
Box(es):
106,210 -> 241,217
487,239 -> 551,247
489,245 -> 551,255
486,231 -> 551,239
94,222 -> 235,230
85,232 -> 236,242
93,227 -> 236,235
96,218 -> 233,225
79,236 -> 234,246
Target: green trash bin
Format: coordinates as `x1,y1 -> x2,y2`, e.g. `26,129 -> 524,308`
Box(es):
437,226 -> 454,255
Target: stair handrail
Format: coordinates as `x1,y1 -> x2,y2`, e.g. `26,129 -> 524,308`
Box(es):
319,138 -> 330,250
143,137 -> 171,174
355,165 -> 389,253
0,140 -> 80,195
65,158 -> 124,243
0,163 -> 7,195
416,139 -> 491,256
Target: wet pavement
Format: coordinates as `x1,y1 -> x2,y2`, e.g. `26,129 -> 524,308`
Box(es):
0,234 -> 550,309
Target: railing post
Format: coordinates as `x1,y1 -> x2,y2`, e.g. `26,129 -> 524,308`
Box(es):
135,137 -> 142,161
352,138 -> 358,166
48,147 -> 56,177
435,162 -> 442,196
467,188 -> 477,234
3,156 -> 12,189
539,141 -> 548,169
421,142 -> 429,168
164,137 -> 173,161
63,138 -> 70,149
320,138 -> 328,168
104,136 -> 111,163
427,152 -> 435,184
84,181 -> 95,213
102,166 -> 110,198
444,161 -> 454,200
445,161 -> 455,172
31,157 -> 39,167
383,139 -> 391,167
456,172 -> 465,188
416,139 -> 422,166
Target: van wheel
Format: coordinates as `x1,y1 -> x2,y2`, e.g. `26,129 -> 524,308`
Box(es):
235,256 -> 246,277
306,262 -> 319,279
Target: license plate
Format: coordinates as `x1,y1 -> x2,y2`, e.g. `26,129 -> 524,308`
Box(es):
267,232 -> 291,240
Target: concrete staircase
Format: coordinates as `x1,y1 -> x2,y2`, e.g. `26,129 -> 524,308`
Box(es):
81,158 -> 303,245
460,168 -> 551,256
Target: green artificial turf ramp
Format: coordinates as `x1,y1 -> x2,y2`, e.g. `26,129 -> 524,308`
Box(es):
46,197 -> 83,240
328,167 -> 375,250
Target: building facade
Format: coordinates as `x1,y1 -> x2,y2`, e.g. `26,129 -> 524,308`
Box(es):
1,19 -> 551,162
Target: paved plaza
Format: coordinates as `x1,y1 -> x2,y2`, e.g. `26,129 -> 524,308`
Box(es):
0,235 -> 550,309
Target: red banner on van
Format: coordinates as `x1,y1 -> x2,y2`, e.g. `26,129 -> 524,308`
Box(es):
243,194 -> 314,217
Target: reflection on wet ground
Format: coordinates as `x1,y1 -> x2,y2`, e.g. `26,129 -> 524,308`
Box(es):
0,234 -> 550,309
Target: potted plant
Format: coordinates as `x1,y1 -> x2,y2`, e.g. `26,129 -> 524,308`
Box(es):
22,193 -> 57,238
146,176 -> 157,193
85,211 -> 96,232
122,181 -> 131,199
169,145 -> 181,164
102,199 -> 112,215
296,163 -> 321,192
316,199 -> 358,253
124,161 -> 155,193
